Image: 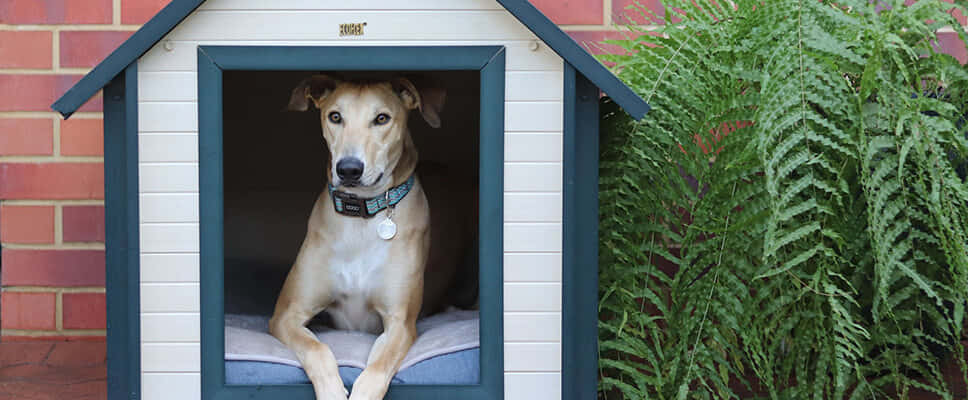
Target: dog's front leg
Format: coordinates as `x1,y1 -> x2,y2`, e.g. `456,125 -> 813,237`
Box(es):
271,305 -> 348,400
270,242 -> 348,400
349,310 -> 418,400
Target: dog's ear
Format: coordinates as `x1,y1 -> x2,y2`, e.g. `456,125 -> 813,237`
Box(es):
288,75 -> 339,111
392,78 -> 446,128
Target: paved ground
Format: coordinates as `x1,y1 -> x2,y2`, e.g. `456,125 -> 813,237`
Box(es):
0,340 -> 106,400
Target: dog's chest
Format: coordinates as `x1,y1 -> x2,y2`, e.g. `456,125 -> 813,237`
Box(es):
322,217 -> 391,332
325,215 -> 393,293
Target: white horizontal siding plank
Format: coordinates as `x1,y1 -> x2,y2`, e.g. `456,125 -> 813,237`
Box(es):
168,11 -> 534,41
504,163 -> 562,192
142,343 -> 201,372
504,253 -> 562,282
505,102 -> 562,132
504,193 -> 561,222
504,343 -> 561,372
504,283 -> 561,312
139,134 -> 199,163
504,223 -> 561,252
139,41 -> 561,72
139,102 -> 197,132
142,314 -> 200,342
505,71 -> 563,102
141,254 -> 200,282
140,224 -> 200,253
141,194 -> 199,223
139,164 -> 198,193
505,133 -> 562,162
142,284 -> 200,313
506,43 -> 562,72
200,0 -> 503,10
143,373 -> 201,400
505,373 -> 562,400
139,72 -> 197,102
505,313 -> 561,342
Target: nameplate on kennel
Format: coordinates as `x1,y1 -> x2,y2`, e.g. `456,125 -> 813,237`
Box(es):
339,23 -> 366,37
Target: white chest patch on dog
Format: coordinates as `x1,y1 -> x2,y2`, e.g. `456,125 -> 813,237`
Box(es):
377,217 -> 397,240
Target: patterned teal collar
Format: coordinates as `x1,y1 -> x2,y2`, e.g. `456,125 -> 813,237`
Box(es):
328,175 -> 415,219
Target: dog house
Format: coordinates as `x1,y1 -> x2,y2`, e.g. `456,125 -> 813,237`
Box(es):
51,1 -> 648,399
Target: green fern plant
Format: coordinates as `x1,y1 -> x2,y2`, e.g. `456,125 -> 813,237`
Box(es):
597,0 -> 968,398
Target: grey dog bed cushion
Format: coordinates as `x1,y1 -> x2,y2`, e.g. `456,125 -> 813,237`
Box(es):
224,309 -> 479,372
226,349 -> 480,385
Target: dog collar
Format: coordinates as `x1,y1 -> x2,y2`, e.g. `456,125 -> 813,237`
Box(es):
328,175 -> 415,219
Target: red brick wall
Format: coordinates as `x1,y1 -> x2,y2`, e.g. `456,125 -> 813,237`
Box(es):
0,0 -> 166,341
0,0 -> 965,340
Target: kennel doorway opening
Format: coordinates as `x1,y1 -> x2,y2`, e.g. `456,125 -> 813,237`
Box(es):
197,46 -> 505,400
220,69 -> 482,385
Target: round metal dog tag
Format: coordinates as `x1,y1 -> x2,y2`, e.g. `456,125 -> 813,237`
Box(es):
377,218 -> 397,240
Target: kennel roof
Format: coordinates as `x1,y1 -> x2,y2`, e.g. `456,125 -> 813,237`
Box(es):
50,0 -> 650,120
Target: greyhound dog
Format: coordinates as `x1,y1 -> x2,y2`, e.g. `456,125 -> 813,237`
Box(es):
270,75 -> 458,400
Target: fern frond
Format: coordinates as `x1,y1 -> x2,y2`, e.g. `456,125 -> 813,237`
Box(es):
598,1 -> 968,398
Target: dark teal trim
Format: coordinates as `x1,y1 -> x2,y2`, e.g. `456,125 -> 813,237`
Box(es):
198,47 -> 226,400
475,47 -> 505,397
104,64 -> 140,400
198,45 -> 503,71
562,66 -> 601,399
198,45 -> 504,400
51,0 -> 649,120
496,0 -> 649,120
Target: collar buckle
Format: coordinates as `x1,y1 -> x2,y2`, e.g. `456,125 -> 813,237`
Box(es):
333,191 -> 370,218
329,174 -> 415,219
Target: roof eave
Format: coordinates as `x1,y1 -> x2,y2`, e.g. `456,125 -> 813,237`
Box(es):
50,0 -> 206,119
496,0 -> 649,120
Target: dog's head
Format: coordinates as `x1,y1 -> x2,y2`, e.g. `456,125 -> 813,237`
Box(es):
288,75 -> 445,192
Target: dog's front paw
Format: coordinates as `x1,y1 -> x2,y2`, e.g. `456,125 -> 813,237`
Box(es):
348,371 -> 389,400
315,387 -> 349,400
312,381 -> 349,400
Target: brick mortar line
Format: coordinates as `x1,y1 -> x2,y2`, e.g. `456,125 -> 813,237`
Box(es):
55,291 -> 63,330
51,27 -> 60,71
2,200 -> 105,206
559,24 -> 618,31
562,24 -> 661,32
2,329 -> 106,336
604,0 -> 613,25
558,23 -> 965,33
0,68 -> 92,75
52,116 -> 61,157
0,24 -> 141,31
0,112 -> 102,119
0,156 -> 104,162
114,0 -> 123,26
2,243 -> 105,250
2,287 -> 106,293
54,204 -> 63,245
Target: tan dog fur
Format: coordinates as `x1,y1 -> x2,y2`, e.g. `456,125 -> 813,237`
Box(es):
270,75 -> 452,400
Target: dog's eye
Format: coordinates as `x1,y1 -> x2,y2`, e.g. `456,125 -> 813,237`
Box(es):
328,112 -> 342,124
374,114 -> 390,126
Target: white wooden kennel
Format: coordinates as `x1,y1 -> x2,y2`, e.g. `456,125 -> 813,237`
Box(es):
51,1 -> 649,399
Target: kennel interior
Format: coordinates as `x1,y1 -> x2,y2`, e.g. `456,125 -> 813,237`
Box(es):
220,70 -> 482,385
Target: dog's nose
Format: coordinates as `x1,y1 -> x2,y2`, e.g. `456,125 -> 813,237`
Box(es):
336,158 -> 364,182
